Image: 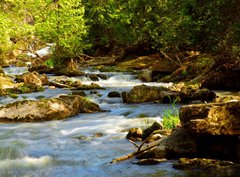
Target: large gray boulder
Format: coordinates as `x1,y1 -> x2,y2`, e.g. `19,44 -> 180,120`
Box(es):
0,95 -> 101,122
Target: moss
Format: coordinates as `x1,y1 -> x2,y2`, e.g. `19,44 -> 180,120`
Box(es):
9,94 -> 18,99
36,95 -> 45,99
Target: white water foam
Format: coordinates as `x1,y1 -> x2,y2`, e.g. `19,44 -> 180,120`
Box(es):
0,155 -> 54,169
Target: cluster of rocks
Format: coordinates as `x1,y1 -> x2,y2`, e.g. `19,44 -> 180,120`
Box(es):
123,96 -> 240,174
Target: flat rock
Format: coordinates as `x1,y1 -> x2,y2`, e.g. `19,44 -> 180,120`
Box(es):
0,95 -> 101,122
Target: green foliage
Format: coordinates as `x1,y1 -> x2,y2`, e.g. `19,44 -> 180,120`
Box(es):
35,0 -> 87,59
0,0 -> 239,63
162,99 -> 180,129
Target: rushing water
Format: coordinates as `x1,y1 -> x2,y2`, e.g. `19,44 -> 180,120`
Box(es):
1,67 -> 235,177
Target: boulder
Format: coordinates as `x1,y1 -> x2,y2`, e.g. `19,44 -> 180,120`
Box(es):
19,72 -> 43,86
180,101 -> 240,135
122,85 -> 181,104
89,74 -> 99,81
108,91 -> 121,98
137,128 -> 198,159
122,85 -> 216,104
0,95 -> 101,122
181,87 -> 216,102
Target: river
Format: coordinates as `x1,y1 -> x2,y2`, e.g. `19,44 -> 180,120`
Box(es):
0,67 -> 236,177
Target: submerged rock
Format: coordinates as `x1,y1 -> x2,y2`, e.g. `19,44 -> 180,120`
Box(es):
0,95 -> 101,122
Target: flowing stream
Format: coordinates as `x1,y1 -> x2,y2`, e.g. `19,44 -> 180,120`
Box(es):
0,67 -> 232,177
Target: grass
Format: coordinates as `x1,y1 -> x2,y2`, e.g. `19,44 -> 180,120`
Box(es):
162,98 -> 180,129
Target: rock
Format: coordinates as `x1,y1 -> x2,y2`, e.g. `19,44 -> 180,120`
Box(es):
138,69 -> 153,82
143,122 -> 163,139
97,74 -> 107,80
0,67 -> 4,74
133,158 -> 167,165
76,83 -> 104,90
145,134 -> 163,143
108,91 -> 121,98
201,60 -> 240,90
173,158 -> 240,176
19,72 -> 42,86
0,95 -> 101,122
214,96 -> 240,103
39,73 -> 49,85
89,74 -> 99,81
122,85 -> 181,104
126,128 -> 143,141
181,87 -> 216,102
29,64 -> 54,74
180,101 -> 240,135
72,91 -> 86,97
54,68 -> 85,77
0,74 -> 15,89
137,128 -> 198,159
6,83 -> 45,94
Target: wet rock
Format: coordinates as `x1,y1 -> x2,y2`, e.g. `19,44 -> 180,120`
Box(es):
133,158 -> 167,165
72,91 -> 86,97
97,74 -> 107,80
0,95 -> 102,122
54,68 -> 85,77
76,83 -> 104,90
180,101 -> 240,135
173,158 -> 240,176
90,90 -> 98,94
108,91 -> 121,98
122,85 -> 181,104
89,74 -> 99,81
6,83 -> 45,94
126,128 -> 143,141
143,122 -> 163,140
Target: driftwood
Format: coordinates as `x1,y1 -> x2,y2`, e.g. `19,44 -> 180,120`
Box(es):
110,138 -> 163,163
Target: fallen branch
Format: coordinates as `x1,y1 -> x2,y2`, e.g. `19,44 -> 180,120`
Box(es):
128,140 -> 139,148
110,139 -> 163,164
160,51 -> 181,66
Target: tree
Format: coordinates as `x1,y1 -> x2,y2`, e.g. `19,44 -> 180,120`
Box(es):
35,0 -> 87,61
